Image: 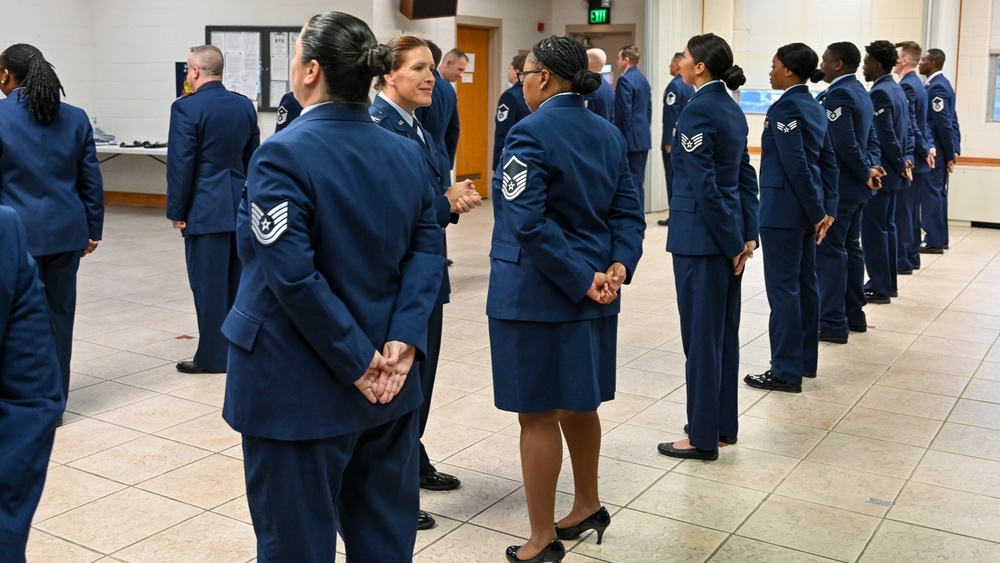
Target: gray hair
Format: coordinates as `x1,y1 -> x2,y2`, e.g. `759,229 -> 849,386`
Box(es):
190,45 -> 224,76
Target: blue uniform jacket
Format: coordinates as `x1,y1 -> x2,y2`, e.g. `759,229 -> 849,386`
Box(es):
661,74 -> 695,149
926,73 -> 958,166
869,74 -> 911,192
488,94 -> 644,322
584,79 -> 614,121
415,70 -> 459,173
166,81 -> 260,236
370,95 -> 454,305
0,92 -> 103,256
819,75 -> 878,201
899,71 -> 933,174
759,85 -> 839,229
221,103 -> 445,440
613,67 -> 653,152
0,206 -> 64,556
493,83 -> 530,170
274,91 -> 303,133
666,81 -> 759,258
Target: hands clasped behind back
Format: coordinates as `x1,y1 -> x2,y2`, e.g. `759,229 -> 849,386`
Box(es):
354,342 -> 416,404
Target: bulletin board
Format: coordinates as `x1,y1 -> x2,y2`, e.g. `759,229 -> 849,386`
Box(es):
206,26 -> 300,111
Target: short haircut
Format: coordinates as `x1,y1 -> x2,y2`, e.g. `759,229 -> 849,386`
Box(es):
444,48 -> 468,62
826,41 -> 861,70
586,48 -> 606,70
865,40 -> 898,73
672,51 -> 684,60
190,45 -> 224,76
620,45 -> 640,64
424,39 -> 442,67
894,41 -> 922,65
511,54 -> 526,72
926,48 -> 946,66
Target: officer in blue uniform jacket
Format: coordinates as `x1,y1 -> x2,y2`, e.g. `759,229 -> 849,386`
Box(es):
274,90 -> 303,133
493,54 -> 530,171
918,48 -> 958,253
221,14 -> 445,562
613,45 -> 653,210
657,51 -> 695,227
660,34 -> 758,460
0,206 -> 65,562
0,44 -> 104,402
416,42 -> 463,175
745,43 -> 837,395
167,45 -> 260,374
816,42 -> 882,343
583,48 -> 614,121
894,41 -> 934,274
862,41 -> 912,304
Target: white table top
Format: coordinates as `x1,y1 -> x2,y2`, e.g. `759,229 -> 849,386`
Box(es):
95,144 -> 168,156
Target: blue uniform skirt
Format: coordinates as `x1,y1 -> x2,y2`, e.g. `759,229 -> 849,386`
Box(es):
489,316 -> 617,413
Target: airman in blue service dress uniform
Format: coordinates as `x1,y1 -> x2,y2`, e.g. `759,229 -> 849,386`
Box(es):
0,206 -> 65,562
489,36 -> 643,563
369,35 -> 482,532
583,48 -> 614,121
919,48 -> 959,254
493,55 -> 530,171
657,51 -> 695,227
613,45 -> 652,210
745,43 -> 837,394
167,45 -> 260,374
894,41 -> 934,274
0,44 -> 104,402
862,41 -> 913,304
660,33 -> 758,461
222,13 -> 444,562
416,42 -> 463,175
816,42 -> 882,343
273,90 -> 302,133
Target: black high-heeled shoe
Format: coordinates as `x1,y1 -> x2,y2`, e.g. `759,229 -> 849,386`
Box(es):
505,538 -> 566,562
555,506 -> 611,545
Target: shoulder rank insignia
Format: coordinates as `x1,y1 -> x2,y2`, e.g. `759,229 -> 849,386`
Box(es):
666,92 -> 676,106
826,107 -> 842,121
502,155 -> 528,201
276,106 -> 288,125
932,96 -> 944,112
251,200 -> 289,246
776,121 -> 798,133
680,133 -> 703,152
874,108 -> 885,116
497,103 -> 510,122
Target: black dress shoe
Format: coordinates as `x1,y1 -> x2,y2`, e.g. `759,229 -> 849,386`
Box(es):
803,371 -> 817,378
417,510 -> 436,530
175,360 -> 225,374
849,323 -> 868,333
913,264 -> 920,270
447,259 -> 454,266
555,506 -> 611,544
919,245 -> 944,254
657,441 -> 719,460
819,332 -> 848,344
898,269 -> 913,275
683,423 -> 737,445
744,371 -> 802,393
890,290 -> 898,298
657,219 -> 669,226
506,538 -> 566,563
865,290 -> 891,304
420,467 -> 461,491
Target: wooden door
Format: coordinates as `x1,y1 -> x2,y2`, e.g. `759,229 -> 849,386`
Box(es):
456,26 -> 490,197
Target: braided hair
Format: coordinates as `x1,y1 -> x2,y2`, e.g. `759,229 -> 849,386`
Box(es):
0,44 -> 64,125
530,36 -> 602,95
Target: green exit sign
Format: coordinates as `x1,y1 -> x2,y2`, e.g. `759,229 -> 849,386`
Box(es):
589,8 -> 609,24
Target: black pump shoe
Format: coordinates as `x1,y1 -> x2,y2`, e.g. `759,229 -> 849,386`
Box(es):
505,538 -> 566,563
555,506 -> 611,545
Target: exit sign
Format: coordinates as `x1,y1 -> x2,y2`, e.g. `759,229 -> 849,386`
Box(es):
589,8 -> 609,24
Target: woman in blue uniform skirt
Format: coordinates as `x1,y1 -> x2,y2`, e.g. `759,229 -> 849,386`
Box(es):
487,36 -> 644,562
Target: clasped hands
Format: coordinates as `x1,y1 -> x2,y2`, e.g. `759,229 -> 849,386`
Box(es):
814,215 -> 836,246
732,240 -> 756,276
446,179 -> 482,213
354,341 -> 416,404
866,166 -> 886,190
586,262 -> 627,305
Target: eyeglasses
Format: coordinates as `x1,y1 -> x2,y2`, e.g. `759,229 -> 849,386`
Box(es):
516,69 -> 543,84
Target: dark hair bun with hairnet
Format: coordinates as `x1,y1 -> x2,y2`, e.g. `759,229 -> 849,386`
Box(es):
572,69 -> 602,94
809,68 -> 824,83
721,65 -> 746,90
358,44 -> 392,77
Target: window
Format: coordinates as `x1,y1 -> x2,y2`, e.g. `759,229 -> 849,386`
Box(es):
737,89 -> 823,115
992,55 -> 1000,121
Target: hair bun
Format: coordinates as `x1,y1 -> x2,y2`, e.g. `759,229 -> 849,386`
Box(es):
358,44 -> 391,77
809,68 -> 825,83
571,69 -> 602,95
720,65 -> 746,91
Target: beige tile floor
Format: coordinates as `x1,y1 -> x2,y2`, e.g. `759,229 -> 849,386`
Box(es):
26,203 -> 1000,562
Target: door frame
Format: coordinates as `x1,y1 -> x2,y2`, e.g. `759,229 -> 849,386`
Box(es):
456,15 -> 502,191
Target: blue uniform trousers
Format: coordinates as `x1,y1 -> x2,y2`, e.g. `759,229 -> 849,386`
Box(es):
35,250 -> 82,399
673,254 -> 740,450
661,149 -> 674,205
243,410 -> 419,563
184,232 -> 239,371
817,199 -> 867,337
921,167 -> 949,248
761,227 -> 818,384
417,301 -> 443,472
627,150 -> 649,211
863,191 -> 898,296
895,174 -> 923,271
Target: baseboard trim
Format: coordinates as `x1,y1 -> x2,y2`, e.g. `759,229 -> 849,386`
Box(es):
105,192 -> 166,208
